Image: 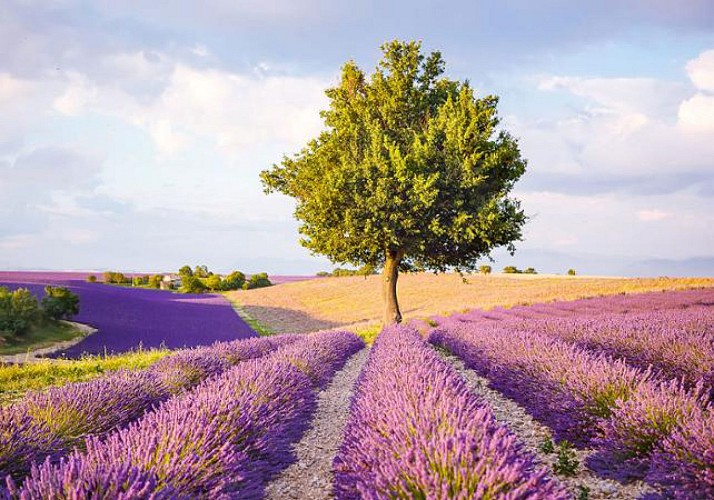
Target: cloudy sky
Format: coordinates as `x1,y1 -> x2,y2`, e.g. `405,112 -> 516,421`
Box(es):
1,0 -> 713,276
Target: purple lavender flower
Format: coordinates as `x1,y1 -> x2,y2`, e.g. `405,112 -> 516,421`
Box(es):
335,325 -> 566,499
5,330 -> 363,498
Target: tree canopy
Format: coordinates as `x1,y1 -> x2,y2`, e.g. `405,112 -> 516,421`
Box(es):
261,40 -> 528,324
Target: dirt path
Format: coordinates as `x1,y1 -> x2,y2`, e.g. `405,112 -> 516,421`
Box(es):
0,321 -> 97,364
264,347 -> 370,499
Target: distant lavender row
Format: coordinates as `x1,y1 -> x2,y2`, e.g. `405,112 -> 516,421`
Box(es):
430,322 -> 713,496
0,273 -> 257,356
0,335 -> 298,480
3,330 -> 363,499
443,286 -> 714,325
524,307 -> 714,393
334,325 -> 566,499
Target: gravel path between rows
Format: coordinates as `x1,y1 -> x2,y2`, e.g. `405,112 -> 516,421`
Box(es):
264,347 -> 370,500
437,348 -> 660,499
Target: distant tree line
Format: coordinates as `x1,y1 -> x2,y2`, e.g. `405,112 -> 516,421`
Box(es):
316,264 -> 378,278
93,266 -> 273,295
0,286 -> 80,338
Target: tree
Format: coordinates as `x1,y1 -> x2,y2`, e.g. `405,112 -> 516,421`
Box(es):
205,274 -> 223,291
479,265 -> 492,275
261,40 -> 527,324
222,271 -> 246,291
503,266 -> 520,274
523,267 -> 537,274
181,276 -> 207,294
194,265 -> 210,279
0,287 -> 41,336
178,265 -> 193,279
243,273 -> 272,290
148,274 -> 163,289
41,286 -> 80,320
568,268 -> 577,276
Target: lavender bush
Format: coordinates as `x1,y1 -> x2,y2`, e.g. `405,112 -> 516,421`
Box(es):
0,334 -> 298,480
334,325 -> 566,499
649,409 -> 714,499
430,319 -> 712,492
4,330 -> 363,498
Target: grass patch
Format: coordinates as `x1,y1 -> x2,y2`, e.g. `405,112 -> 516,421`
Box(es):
0,321 -> 87,356
222,294 -> 275,336
354,324 -> 382,345
0,347 -> 171,405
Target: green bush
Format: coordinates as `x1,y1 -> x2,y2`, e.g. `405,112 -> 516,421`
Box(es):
148,275 -> 163,289
205,274 -> 223,291
222,271 -> 246,291
86,275 -> 97,283
41,286 -> 80,321
180,276 -> 208,294
243,272 -> 272,290
479,265 -> 492,275
502,266 -> 520,274
523,267 -> 537,274
0,287 -> 41,336
568,268 -> 577,276
102,271 -> 129,284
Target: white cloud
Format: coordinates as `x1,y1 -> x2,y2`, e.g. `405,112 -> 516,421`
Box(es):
637,209 -> 670,221
685,49 -> 714,92
50,56 -> 331,157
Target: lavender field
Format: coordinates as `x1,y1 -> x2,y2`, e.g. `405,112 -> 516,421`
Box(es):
0,272 -> 256,357
1,287 -> 713,498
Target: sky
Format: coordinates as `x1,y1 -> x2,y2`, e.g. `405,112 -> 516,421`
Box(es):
1,0 -> 713,276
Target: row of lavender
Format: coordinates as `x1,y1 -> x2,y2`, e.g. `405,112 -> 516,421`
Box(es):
430,318 -> 714,497
3,330 -> 364,498
0,334 -> 300,480
445,287 -> 714,396
334,325 -> 567,499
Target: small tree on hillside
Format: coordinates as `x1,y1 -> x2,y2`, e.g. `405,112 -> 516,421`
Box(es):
261,41 -> 528,324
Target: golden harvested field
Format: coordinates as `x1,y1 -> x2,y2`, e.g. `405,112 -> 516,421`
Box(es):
227,274 -> 714,334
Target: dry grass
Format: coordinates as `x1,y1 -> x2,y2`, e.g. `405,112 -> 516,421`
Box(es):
226,273 -> 714,334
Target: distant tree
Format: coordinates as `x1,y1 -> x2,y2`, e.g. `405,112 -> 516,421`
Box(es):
178,265 -> 193,279
194,265 -> 210,279
222,271 -> 246,291
523,267 -> 537,274
479,265 -> 492,275
181,276 -> 207,294
148,275 -> 163,289
243,273 -> 272,290
205,274 -> 223,292
41,286 -> 80,321
568,268 -> 577,276
0,287 -> 41,336
502,266 -> 520,274
132,276 -> 144,287
86,275 -> 97,283
102,271 -> 128,284
261,40 -> 527,324
316,271 -> 331,277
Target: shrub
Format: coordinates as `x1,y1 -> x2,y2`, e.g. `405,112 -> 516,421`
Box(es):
568,269 -> 577,276
102,271 -> 129,284
0,288 -> 41,336
205,275 -> 223,292
86,275 -> 97,283
222,271 -> 245,291
244,273 -> 272,290
41,286 -> 80,321
479,265 -> 492,275
148,275 -> 163,289
502,265 -> 520,274
524,267 -> 537,274
181,276 -> 207,294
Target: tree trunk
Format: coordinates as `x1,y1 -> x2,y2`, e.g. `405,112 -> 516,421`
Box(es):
382,250 -> 403,325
